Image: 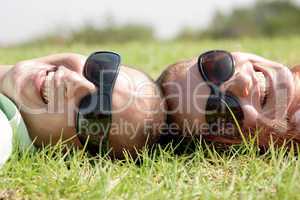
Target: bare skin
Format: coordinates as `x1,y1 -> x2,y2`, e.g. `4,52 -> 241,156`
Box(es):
0,53 -> 165,158
159,52 -> 300,147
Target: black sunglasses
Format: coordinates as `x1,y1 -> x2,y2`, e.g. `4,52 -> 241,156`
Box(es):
197,50 -> 244,134
76,51 -> 121,155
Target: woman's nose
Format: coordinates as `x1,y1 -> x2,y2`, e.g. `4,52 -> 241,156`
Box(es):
223,72 -> 252,98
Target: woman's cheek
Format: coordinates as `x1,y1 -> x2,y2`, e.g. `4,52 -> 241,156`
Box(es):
242,104 -> 259,128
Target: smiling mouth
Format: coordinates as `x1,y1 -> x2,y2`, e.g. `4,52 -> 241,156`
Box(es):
40,69 -> 57,104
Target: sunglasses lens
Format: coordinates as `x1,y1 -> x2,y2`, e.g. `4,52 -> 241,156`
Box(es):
223,93 -> 244,123
205,93 -> 243,134
76,51 -> 121,154
84,52 -> 121,87
77,91 -> 112,154
200,51 -> 234,85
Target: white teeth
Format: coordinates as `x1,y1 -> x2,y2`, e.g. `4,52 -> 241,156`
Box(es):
256,71 -> 267,106
41,71 -> 54,104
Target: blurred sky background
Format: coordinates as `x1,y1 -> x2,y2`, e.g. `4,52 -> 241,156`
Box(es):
1,0 -> 300,46
0,0 -> 260,44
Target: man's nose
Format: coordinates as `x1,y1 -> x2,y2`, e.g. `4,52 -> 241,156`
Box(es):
222,72 -> 252,98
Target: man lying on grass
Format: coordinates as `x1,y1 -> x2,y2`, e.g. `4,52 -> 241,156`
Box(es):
158,50 -> 300,148
0,52 -> 165,166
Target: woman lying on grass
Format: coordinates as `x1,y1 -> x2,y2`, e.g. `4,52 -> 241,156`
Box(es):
0,52 -> 165,166
158,50 -> 300,148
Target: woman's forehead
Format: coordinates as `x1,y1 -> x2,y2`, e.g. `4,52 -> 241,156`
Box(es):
179,62 -> 211,123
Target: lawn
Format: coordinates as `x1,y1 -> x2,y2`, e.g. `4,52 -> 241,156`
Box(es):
1,37 -> 300,200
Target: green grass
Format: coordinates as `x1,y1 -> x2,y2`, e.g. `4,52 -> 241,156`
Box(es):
1,37 -> 300,199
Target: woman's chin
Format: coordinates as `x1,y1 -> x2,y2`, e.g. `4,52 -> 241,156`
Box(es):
275,67 -> 295,112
